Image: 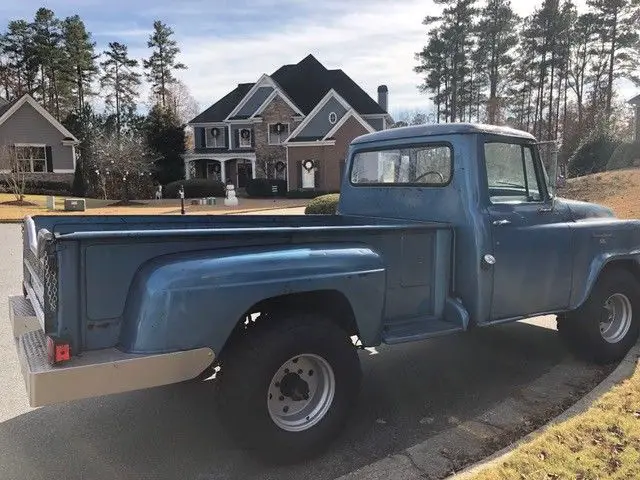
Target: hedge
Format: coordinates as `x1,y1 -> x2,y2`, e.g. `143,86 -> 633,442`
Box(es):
246,178 -> 287,197
0,179 -> 72,196
305,194 -> 340,215
164,179 -> 226,198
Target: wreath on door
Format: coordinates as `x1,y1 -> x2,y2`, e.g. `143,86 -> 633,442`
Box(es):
303,160 -> 315,172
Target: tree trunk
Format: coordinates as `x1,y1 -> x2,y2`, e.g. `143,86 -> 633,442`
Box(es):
605,9 -> 618,120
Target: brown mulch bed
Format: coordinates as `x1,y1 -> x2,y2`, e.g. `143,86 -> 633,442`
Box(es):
106,200 -> 149,207
0,200 -> 38,206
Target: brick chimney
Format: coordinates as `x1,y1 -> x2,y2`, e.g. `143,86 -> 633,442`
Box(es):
377,85 -> 388,112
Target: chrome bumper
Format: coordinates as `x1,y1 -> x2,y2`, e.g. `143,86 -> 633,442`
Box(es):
9,296 -> 215,407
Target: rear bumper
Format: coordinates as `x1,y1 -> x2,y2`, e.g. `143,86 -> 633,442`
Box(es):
9,296 -> 215,408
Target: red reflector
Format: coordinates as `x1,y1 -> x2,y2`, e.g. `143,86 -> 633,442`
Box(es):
46,336 -> 71,364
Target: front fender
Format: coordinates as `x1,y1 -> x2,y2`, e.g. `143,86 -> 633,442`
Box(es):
119,243 -> 386,354
568,219 -> 640,309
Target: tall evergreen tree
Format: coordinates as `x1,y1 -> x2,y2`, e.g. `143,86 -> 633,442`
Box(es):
31,8 -> 67,117
145,104 -> 185,184
62,15 -> 98,112
99,42 -> 141,137
587,0 -> 640,119
143,21 -> 186,108
0,20 -> 38,99
475,0 -> 520,123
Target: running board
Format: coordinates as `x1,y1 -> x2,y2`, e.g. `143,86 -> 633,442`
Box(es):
382,317 -> 464,345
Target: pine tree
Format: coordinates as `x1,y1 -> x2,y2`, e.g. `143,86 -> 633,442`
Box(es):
31,8 -> 68,117
587,0 -> 640,119
99,42 -> 141,137
143,21 -> 186,109
475,0 -> 520,124
0,20 -> 38,99
62,15 -> 98,112
416,0 -> 478,122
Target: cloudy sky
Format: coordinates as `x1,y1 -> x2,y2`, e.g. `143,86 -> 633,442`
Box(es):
3,0 -> 631,119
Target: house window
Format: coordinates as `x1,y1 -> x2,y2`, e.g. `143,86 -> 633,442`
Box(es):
268,123 -> 290,145
206,127 -> 226,148
239,128 -> 252,148
14,144 -> 46,172
301,159 -> 316,188
328,112 -> 338,125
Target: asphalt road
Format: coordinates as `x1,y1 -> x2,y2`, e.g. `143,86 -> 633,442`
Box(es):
0,223 -> 604,480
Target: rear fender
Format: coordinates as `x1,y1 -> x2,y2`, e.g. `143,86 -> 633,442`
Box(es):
119,243 -> 386,354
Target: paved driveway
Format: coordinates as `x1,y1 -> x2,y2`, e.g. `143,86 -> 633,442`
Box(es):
0,224 -> 606,480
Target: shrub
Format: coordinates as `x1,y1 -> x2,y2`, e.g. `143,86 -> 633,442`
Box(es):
24,179 -> 72,196
606,142 -> 640,172
305,194 -> 340,214
568,134 -> 622,178
164,178 -> 226,198
246,178 -> 287,197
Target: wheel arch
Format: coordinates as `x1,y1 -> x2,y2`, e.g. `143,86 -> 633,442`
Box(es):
220,290 -> 360,358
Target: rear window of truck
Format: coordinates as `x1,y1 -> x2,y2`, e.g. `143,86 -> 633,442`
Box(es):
350,144 -> 452,186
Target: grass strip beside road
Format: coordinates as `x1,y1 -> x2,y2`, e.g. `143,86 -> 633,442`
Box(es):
469,361 -> 640,480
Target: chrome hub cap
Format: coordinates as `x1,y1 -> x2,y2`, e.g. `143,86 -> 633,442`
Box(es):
600,293 -> 632,344
267,354 -> 335,432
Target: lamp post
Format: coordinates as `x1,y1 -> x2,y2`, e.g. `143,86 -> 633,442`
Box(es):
179,184 -> 185,215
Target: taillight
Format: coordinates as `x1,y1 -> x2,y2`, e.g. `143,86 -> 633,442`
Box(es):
46,336 -> 71,365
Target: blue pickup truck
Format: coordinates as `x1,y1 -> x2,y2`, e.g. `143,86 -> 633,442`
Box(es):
8,124 -> 640,461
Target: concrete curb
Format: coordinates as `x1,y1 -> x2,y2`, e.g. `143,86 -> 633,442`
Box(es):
451,341 -> 640,479
336,342 -> 640,480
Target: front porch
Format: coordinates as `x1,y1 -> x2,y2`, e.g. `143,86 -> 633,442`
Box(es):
184,152 -> 257,188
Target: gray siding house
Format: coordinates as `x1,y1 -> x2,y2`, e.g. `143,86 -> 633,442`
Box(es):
186,55 -> 393,192
0,94 -> 79,179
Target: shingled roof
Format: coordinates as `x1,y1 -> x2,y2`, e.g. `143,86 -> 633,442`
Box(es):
190,83 -> 254,123
189,55 -> 386,124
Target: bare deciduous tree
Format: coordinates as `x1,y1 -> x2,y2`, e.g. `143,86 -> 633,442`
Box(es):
86,133 -> 154,202
0,144 -> 28,202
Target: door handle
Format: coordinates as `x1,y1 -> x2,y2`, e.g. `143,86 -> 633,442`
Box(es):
492,219 -> 511,226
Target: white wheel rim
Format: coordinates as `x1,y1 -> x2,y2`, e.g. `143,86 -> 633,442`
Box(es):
600,293 -> 633,344
267,354 -> 335,432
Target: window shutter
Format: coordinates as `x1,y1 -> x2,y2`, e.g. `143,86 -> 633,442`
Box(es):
297,161 -> 303,190
45,146 -> 53,172
314,161 -> 321,189
234,129 -> 240,149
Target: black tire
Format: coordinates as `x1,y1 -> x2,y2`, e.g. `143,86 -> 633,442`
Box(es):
214,312 -> 362,463
558,268 -> 640,364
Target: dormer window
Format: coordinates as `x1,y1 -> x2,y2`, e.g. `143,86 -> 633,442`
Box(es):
239,128 -> 252,148
328,112 -> 338,124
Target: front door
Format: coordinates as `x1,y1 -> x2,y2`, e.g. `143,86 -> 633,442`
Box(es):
237,161 -> 252,188
484,140 -> 572,320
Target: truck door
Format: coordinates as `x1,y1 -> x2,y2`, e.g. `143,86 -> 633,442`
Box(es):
483,141 -> 572,321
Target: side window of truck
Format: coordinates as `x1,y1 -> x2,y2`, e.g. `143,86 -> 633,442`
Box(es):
484,142 -> 542,203
351,145 -> 452,185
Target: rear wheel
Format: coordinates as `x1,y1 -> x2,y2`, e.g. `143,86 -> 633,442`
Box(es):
215,312 -> 362,463
558,268 -> 640,364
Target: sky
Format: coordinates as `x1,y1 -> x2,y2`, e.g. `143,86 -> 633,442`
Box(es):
3,0 -> 635,119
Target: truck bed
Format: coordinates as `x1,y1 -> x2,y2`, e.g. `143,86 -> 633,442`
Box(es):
23,213 -> 455,355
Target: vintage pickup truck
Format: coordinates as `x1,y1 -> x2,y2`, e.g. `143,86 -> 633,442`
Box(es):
8,124 -> 640,461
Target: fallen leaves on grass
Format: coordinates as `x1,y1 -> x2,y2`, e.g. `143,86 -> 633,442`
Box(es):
469,361 -> 640,480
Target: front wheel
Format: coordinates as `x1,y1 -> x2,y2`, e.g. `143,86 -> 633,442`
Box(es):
558,268 -> 640,364
215,313 -> 362,463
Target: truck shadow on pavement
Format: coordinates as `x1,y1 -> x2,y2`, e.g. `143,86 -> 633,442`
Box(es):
0,321 -> 607,480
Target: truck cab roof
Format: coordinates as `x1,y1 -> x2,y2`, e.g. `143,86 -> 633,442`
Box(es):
352,122 -> 537,145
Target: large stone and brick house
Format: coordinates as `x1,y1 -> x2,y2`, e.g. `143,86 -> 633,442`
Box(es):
185,54 -> 392,192
0,94 -> 79,183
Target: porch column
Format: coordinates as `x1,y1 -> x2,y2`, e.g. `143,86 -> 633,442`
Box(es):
251,158 -> 257,179
184,158 -> 191,179
220,160 -> 226,183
